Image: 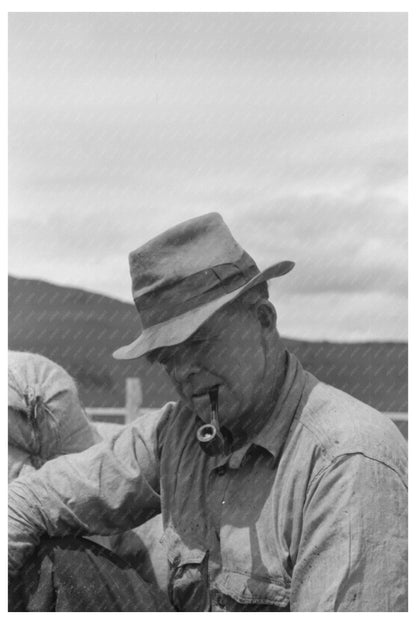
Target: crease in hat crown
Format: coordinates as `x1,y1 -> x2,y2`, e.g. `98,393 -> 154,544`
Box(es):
113,212 -> 294,360
129,213 -> 244,299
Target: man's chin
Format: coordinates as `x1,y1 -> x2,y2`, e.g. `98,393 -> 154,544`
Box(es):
190,393 -> 212,421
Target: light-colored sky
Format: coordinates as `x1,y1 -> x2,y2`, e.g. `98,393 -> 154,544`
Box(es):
8,12 -> 407,341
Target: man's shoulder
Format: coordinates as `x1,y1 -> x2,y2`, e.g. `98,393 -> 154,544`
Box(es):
294,374 -> 407,477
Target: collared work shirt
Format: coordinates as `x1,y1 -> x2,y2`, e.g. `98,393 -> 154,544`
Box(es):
9,353 -> 408,611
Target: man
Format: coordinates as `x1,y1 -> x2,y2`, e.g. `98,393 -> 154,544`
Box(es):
8,213 -> 407,611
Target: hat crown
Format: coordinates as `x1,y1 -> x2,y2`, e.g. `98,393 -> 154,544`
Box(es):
113,211 -> 294,359
129,213 -> 247,299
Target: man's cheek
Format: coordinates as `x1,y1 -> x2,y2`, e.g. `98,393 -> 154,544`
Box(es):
173,383 -> 191,406
218,387 -> 240,414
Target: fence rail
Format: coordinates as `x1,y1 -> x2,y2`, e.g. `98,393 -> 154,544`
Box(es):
386,413 -> 408,422
86,377 -> 143,424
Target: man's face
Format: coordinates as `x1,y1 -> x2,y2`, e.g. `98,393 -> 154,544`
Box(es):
148,302 -> 268,432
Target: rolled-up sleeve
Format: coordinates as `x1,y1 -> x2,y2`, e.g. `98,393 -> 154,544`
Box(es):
8,404 -> 173,577
290,453 -> 408,612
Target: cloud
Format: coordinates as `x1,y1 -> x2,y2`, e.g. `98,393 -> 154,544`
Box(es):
274,290 -> 408,342
232,192 -> 407,297
8,13 -> 408,341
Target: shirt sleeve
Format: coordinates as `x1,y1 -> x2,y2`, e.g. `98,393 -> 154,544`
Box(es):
8,403 -> 174,577
290,453 -> 408,612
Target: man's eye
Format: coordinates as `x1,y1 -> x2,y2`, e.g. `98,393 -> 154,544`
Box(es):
148,349 -> 167,365
158,354 -> 171,366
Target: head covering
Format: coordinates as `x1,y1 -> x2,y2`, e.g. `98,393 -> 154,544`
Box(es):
113,212 -> 294,360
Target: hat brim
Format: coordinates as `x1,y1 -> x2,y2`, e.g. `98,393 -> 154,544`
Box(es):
112,260 -> 294,360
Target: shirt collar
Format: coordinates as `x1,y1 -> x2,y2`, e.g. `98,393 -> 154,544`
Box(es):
211,350 -> 307,471
253,351 -> 307,461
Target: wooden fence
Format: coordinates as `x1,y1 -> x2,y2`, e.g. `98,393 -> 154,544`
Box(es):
85,377 -> 143,424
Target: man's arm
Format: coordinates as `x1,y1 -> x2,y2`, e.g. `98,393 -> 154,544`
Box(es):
8,404 -> 174,577
290,453 -> 407,612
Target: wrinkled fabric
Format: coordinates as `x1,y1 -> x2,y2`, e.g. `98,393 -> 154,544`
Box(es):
91,424 -> 169,593
8,351 -> 98,477
8,445 -> 37,483
9,536 -> 173,612
9,352 -> 408,611
8,355 -> 169,599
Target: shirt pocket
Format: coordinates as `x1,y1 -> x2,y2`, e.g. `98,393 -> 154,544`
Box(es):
213,570 -> 290,611
161,526 -> 210,612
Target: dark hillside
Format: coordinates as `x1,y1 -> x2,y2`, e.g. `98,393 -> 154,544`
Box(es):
9,276 -> 175,407
9,276 -> 407,413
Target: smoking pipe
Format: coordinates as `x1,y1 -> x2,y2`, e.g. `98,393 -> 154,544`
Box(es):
196,385 -> 227,456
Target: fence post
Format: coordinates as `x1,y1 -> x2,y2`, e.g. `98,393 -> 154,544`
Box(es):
125,377 -> 143,423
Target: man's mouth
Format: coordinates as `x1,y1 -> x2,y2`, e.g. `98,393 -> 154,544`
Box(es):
192,390 -> 210,398
190,387 -> 221,418
191,384 -> 216,398
191,394 -> 211,410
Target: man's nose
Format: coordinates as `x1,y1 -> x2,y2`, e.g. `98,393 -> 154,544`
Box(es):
168,347 -> 201,385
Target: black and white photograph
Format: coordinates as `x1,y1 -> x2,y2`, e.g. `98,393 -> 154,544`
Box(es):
8,10 -> 408,612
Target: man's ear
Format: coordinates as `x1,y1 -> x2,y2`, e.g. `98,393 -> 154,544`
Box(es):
254,300 -> 277,330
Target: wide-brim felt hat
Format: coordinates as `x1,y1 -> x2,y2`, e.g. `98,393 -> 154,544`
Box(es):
113,213 -> 294,360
